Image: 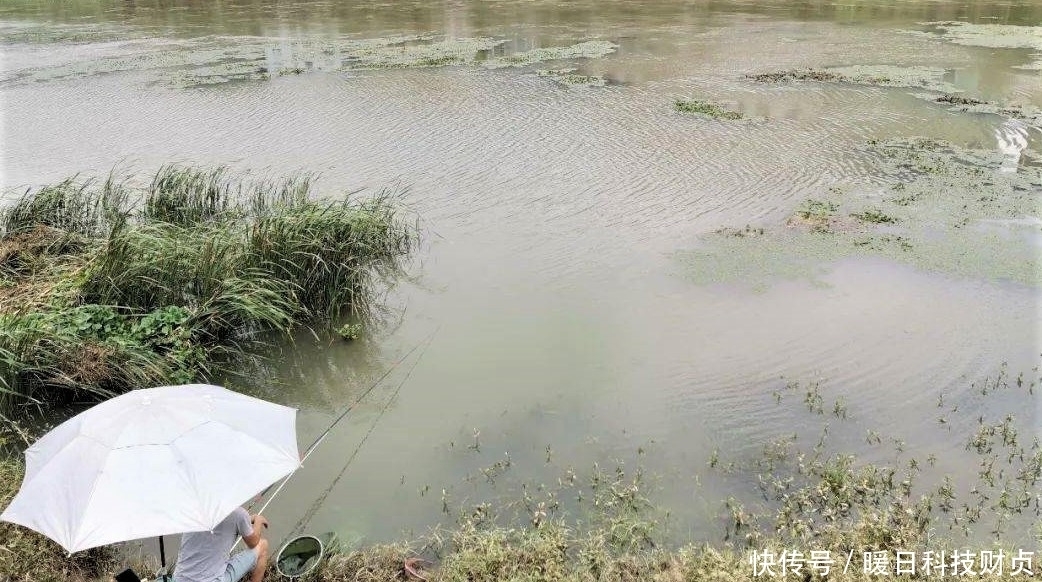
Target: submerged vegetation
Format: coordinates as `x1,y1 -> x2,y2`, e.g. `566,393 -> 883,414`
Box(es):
750,66 -> 1041,128
918,21 -> 1042,70
681,137 -> 1042,287
311,367 -> 1041,582
0,167 -> 415,420
0,33 -> 620,88
485,41 -> 618,69
788,199 -> 840,233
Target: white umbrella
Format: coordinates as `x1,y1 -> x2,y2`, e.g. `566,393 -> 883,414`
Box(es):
0,384 -> 300,556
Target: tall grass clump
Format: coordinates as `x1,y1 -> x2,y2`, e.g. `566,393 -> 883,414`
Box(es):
2,175 -> 128,238
0,166 -> 416,414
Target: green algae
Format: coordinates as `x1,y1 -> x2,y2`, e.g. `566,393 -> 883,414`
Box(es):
484,40 -> 617,69
679,138 -> 1042,288
749,65 -> 959,93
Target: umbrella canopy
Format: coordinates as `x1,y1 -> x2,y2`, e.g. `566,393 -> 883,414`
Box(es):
0,384 -> 300,554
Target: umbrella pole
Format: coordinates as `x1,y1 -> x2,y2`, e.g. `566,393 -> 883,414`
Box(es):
159,535 -> 168,581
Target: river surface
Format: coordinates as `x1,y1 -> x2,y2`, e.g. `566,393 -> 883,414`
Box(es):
2,0 -> 1041,555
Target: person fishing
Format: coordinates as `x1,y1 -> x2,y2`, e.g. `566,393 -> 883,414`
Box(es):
172,505 -> 270,582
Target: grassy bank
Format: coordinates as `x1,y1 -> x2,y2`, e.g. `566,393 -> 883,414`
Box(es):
2,370 -> 1039,581
3,447 -> 1036,582
0,167 -> 416,425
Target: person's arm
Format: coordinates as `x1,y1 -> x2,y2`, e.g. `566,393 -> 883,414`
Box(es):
243,513 -> 268,548
242,528 -> 261,549
234,508 -> 261,549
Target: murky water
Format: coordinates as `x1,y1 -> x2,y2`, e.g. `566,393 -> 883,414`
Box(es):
3,0 -> 1041,555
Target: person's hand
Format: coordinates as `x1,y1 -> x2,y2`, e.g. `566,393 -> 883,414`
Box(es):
251,514 -> 269,530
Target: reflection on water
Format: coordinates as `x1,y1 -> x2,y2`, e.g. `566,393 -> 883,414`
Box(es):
2,0 -> 1040,551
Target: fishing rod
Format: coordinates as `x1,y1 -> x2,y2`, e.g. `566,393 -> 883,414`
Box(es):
232,328 -> 437,551
255,330 -> 436,514
280,326 -> 436,541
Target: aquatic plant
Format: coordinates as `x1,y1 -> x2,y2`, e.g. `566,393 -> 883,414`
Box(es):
0,167 -> 416,412
674,99 -> 744,120
749,66 -> 958,93
936,94 -> 985,106
748,69 -> 843,83
789,199 -> 839,233
485,40 -> 617,69
851,208 -> 897,224
336,323 -> 364,341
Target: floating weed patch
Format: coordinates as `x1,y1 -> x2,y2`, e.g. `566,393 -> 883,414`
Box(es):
679,137 -> 1042,287
342,37 -> 504,70
827,65 -> 958,93
0,22 -> 147,45
749,65 -> 959,93
336,322 -> 364,341
535,68 -> 608,88
303,369 -> 1042,582
2,35 -> 621,88
851,208 -> 897,224
929,96 -> 1042,128
674,98 -> 743,120
918,21 -> 1042,70
484,40 -> 618,69
715,225 -> 766,238
920,21 -> 1042,51
749,69 -> 841,83
175,62 -> 270,86
751,65 -> 1042,126
555,74 -> 606,87
787,199 -> 841,233
174,37 -> 504,86
936,94 -> 985,106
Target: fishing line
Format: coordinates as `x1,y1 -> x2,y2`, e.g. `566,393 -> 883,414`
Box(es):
280,327 -> 437,544
248,330 -> 434,515
231,328 -> 437,552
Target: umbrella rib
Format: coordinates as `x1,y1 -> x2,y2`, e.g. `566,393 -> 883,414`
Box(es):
9,431 -> 115,551
169,436 -> 208,532
65,455 -> 109,553
167,419 -> 297,528
170,420 -> 297,463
